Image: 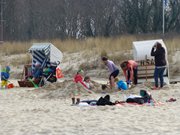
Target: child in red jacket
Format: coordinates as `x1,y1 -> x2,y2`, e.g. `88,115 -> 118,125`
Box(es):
72,70 -> 92,105
72,70 -> 84,105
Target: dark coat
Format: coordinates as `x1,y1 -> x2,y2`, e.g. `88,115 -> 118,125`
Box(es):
151,47 -> 166,66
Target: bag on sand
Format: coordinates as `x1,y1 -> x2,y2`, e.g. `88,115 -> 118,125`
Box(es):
96,95 -> 114,106
126,90 -> 152,104
126,98 -> 145,104
140,90 -> 152,103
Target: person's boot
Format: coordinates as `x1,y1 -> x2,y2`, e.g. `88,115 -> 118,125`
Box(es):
72,98 -> 75,105
76,98 -> 80,104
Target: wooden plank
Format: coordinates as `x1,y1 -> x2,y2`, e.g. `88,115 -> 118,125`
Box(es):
138,76 -> 154,79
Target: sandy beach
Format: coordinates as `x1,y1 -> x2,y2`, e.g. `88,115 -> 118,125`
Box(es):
1,1 -> 180,134
1,50 -> 180,135
0,80 -> 180,135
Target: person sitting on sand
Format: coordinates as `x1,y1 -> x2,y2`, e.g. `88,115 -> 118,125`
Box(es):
83,76 -> 94,90
72,70 -> 92,105
114,78 -> 128,91
72,69 -> 84,105
32,62 -> 43,81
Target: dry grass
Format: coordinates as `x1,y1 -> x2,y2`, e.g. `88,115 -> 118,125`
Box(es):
164,38 -> 180,53
0,41 -> 31,55
1,35 -> 180,55
10,54 -> 32,66
1,35 -> 180,78
51,36 -> 134,55
0,34 -> 180,59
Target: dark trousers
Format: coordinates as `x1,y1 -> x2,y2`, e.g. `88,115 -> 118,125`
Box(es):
109,70 -> 119,80
127,68 -> 138,85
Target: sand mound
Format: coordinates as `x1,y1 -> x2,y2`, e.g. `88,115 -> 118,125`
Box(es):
35,80 -> 105,99
18,78 -> 175,101
28,79 -> 132,99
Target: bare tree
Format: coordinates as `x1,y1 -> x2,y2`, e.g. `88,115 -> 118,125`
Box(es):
3,0 -> 180,41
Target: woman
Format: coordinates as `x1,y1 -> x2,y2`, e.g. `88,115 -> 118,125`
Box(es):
151,42 -> 166,89
120,60 -> 138,85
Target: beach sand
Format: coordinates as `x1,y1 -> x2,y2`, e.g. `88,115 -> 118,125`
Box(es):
1,50 -> 180,135
0,80 -> 180,135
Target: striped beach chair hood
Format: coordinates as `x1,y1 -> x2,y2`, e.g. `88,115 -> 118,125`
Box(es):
29,43 -> 63,71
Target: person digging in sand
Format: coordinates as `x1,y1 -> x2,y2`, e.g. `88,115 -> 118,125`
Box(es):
101,56 -> 119,89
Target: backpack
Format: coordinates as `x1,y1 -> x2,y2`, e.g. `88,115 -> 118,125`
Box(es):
96,95 -> 114,106
140,90 -> 152,103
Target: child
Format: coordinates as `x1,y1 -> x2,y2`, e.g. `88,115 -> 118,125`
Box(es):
72,70 -> 93,105
101,56 -> 119,89
74,69 -> 84,84
83,76 -> 94,90
1,66 -> 10,89
72,69 -> 84,105
114,78 -> 128,90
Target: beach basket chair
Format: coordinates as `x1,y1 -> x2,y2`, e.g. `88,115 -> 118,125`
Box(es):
18,43 -> 63,87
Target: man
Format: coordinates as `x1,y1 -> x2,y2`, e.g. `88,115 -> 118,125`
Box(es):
120,60 -> 138,85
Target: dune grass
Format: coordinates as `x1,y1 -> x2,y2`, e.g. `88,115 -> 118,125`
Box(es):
0,34 -> 180,77
0,41 -> 31,55
0,34 -> 180,58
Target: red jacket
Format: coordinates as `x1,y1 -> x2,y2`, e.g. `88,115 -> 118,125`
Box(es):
74,74 -> 83,83
74,74 -> 88,89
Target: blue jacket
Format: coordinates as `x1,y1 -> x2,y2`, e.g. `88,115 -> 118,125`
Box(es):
1,72 -> 10,80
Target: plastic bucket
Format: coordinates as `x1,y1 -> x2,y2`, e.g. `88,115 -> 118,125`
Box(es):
7,83 -> 14,89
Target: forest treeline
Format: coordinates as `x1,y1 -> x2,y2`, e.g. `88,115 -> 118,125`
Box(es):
2,0 -> 180,41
